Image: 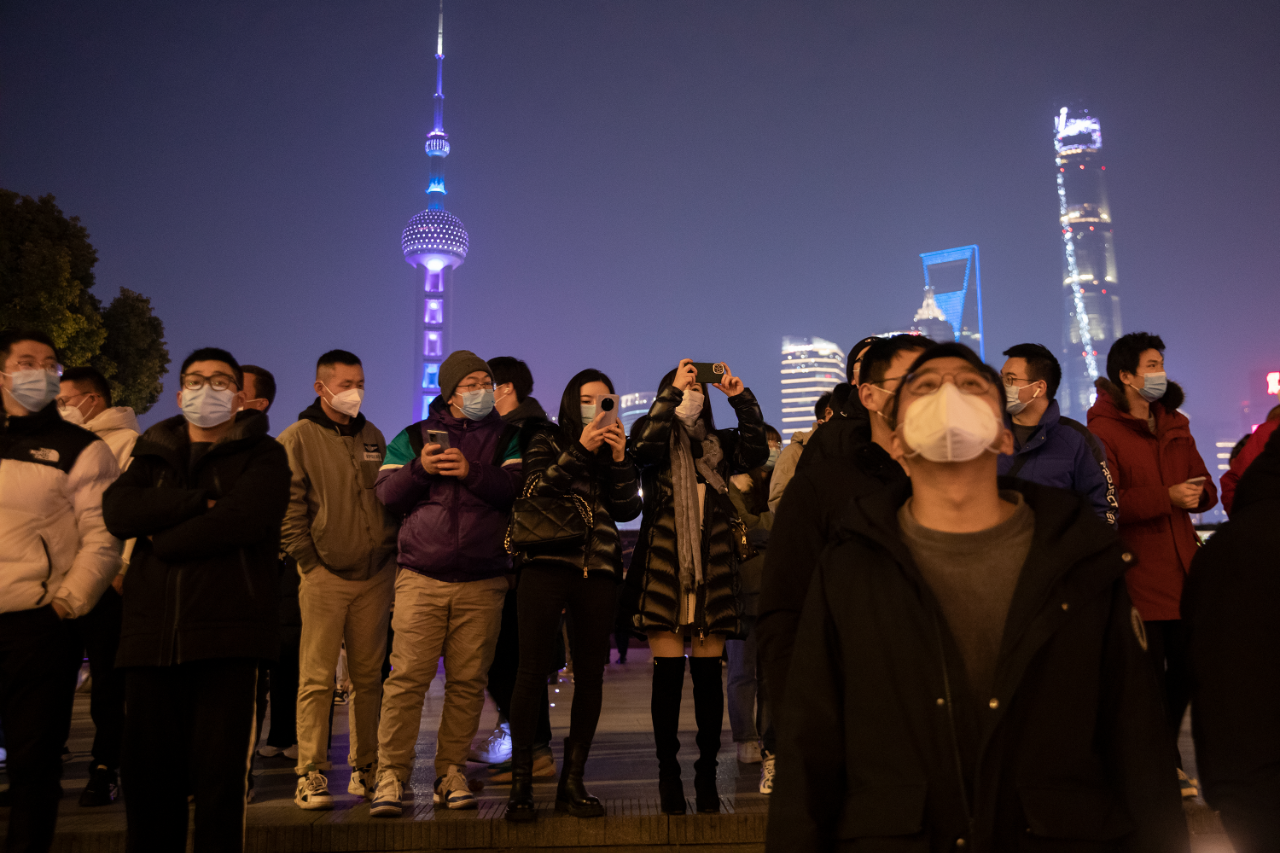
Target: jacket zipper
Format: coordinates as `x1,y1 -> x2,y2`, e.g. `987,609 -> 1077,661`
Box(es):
932,613 -> 975,840
38,534 -> 54,600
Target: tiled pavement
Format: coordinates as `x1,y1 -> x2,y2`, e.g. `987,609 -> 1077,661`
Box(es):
4,648 -> 1237,851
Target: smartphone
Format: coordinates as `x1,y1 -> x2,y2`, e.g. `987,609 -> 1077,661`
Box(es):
691,362 -> 726,386
1186,476 -> 1206,486
593,394 -> 621,427
426,430 -> 450,451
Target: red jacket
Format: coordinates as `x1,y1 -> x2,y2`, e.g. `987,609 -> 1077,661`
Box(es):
1220,418 -> 1279,516
1087,379 -> 1217,621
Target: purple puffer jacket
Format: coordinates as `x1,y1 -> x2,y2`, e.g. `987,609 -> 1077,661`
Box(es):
376,400 -> 521,583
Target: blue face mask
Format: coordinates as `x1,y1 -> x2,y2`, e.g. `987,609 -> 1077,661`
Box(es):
459,388 -> 495,421
580,404 -> 598,424
765,447 -> 780,469
2,368 -> 61,413
1134,371 -> 1167,403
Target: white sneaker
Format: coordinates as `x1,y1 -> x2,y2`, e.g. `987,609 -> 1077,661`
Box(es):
349,764 -> 375,800
370,771 -> 403,817
759,752 -> 776,795
737,741 -> 762,764
469,721 -> 512,765
294,770 -> 334,810
433,765 -> 477,810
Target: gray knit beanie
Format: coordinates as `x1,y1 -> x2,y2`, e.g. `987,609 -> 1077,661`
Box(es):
439,350 -> 491,401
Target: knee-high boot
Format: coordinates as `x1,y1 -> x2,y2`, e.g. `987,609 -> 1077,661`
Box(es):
503,746 -> 536,822
689,656 -> 723,814
651,656 -> 687,815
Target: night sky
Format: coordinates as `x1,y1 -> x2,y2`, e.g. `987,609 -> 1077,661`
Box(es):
4,1 -> 1278,484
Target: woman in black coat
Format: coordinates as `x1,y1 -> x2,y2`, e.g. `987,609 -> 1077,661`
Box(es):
627,358 -> 768,814
504,369 -> 642,822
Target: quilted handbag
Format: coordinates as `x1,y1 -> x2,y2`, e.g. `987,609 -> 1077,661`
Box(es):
505,474 -> 593,556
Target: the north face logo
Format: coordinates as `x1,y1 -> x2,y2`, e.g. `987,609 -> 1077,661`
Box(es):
30,447 -> 59,463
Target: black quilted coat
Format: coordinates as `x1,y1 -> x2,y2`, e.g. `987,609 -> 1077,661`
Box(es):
518,423 -> 643,580
626,386 -> 768,636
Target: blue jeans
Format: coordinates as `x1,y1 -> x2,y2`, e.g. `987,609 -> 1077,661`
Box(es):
726,616 -> 773,752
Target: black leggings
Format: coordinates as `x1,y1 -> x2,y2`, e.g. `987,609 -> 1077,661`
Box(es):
509,563 -> 617,748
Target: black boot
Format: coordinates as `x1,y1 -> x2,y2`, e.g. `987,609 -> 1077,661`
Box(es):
689,656 -> 723,814
555,738 -> 604,817
651,656 -> 687,815
503,746 -> 536,822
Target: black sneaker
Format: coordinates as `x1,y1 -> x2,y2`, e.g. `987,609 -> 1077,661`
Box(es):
79,765 -> 119,807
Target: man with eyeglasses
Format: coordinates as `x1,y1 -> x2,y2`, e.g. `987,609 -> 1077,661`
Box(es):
370,350 -> 522,816
0,328 -> 122,852
757,334 -> 927,795
102,347 -> 290,853
769,342 -> 1186,853
56,366 -> 141,807
997,344 -> 1116,526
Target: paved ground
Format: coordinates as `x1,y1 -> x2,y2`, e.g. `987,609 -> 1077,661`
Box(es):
3,647 -> 1239,851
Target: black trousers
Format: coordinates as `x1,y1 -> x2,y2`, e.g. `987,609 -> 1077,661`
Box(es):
0,606 -> 81,853
1144,619 -> 1191,740
510,565 -> 615,749
75,588 -> 127,770
253,630 -> 300,750
487,587 -> 551,745
123,659 -> 258,853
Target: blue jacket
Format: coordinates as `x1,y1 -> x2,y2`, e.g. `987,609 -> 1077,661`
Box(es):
997,400 -> 1117,526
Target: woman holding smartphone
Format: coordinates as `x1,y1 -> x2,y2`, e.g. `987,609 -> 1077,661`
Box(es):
504,369 -> 642,822
627,359 -> 768,814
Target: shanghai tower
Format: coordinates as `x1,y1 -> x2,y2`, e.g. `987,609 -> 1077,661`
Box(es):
1054,106 -> 1121,416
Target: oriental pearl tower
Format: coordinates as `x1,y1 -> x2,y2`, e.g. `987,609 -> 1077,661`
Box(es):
402,0 -> 469,419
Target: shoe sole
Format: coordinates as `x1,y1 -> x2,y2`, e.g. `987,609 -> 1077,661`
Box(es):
294,795 -> 334,811
370,803 -> 402,817
433,794 -> 478,809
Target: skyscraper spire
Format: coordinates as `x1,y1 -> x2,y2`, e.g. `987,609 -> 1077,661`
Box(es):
425,0 -> 450,208
402,0 -> 469,419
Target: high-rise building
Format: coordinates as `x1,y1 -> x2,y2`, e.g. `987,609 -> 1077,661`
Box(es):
619,392 -> 655,438
918,246 -> 984,357
780,337 -> 845,442
1054,106 -> 1121,417
402,1 -> 470,419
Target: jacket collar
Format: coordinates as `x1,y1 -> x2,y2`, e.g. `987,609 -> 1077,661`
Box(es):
2,399 -> 65,434
503,396 -> 548,426
299,397 -> 366,434
135,409 -> 271,468
1005,400 -> 1061,456
87,406 -> 140,436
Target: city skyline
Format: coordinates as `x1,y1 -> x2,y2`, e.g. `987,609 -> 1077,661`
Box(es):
779,337 -> 845,441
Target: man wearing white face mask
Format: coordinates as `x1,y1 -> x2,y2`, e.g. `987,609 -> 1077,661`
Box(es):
276,349 -> 399,809
0,329 -> 122,851
102,346 -> 291,852
1088,332 -> 1216,797
997,344 -> 1116,526
769,342 -> 1187,853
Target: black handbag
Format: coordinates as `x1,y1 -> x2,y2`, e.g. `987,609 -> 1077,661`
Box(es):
504,474 -> 593,556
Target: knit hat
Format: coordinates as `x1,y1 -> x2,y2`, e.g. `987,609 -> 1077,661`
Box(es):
439,350 -> 491,401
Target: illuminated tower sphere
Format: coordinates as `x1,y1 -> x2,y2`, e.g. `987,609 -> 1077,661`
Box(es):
402,0 -> 470,420
1054,106 -> 1121,416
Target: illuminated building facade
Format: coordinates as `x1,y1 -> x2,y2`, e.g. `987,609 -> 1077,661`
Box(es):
780,337 -> 846,442
1055,106 -> 1121,416
619,392 -> 655,438
402,1 -> 470,419
917,246 -> 983,357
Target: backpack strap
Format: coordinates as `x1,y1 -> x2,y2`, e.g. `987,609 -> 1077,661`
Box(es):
492,423 -> 522,467
406,419 -> 428,459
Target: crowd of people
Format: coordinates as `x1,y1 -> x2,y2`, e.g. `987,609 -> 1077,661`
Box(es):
1,324 -> 1276,853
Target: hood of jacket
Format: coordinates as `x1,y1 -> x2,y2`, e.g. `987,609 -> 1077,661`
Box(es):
87,406 -> 140,436
1090,377 -> 1185,419
298,397 -> 367,434
503,395 -> 548,427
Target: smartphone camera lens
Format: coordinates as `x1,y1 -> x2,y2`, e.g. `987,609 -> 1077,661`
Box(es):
600,397 -> 615,412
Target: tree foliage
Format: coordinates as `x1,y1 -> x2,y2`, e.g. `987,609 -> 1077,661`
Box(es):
1,190 -> 170,413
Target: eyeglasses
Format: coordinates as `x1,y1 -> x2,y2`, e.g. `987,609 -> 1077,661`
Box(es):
902,369 -> 993,396
1002,375 -> 1035,388
864,374 -> 908,395
56,392 -> 94,407
181,372 -> 239,391
456,381 -> 494,393
6,359 -> 62,376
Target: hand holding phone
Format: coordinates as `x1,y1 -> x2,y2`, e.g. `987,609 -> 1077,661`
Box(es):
691,362 -> 726,387
593,394 -> 621,427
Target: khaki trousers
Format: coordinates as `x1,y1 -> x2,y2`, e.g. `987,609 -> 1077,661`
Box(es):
376,570 -> 507,781
295,565 -> 394,775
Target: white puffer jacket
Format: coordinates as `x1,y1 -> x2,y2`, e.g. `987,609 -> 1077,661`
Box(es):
87,406 -> 140,470
1,402 -> 123,617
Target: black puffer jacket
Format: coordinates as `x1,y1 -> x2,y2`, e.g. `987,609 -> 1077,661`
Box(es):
626,386 -> 768,636
769,478 -> 1187,853
518,422 -> 643,579
103,411 -> 291,667
1184,424 -> 1280,853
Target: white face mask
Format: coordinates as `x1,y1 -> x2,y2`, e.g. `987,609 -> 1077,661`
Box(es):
324,383 -> 364,418
181,385 -> 237,429
675,388 -> 705,426
59,401 -> 87,425
1004,383 -> 1040,416
902,382 -> 1000,463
